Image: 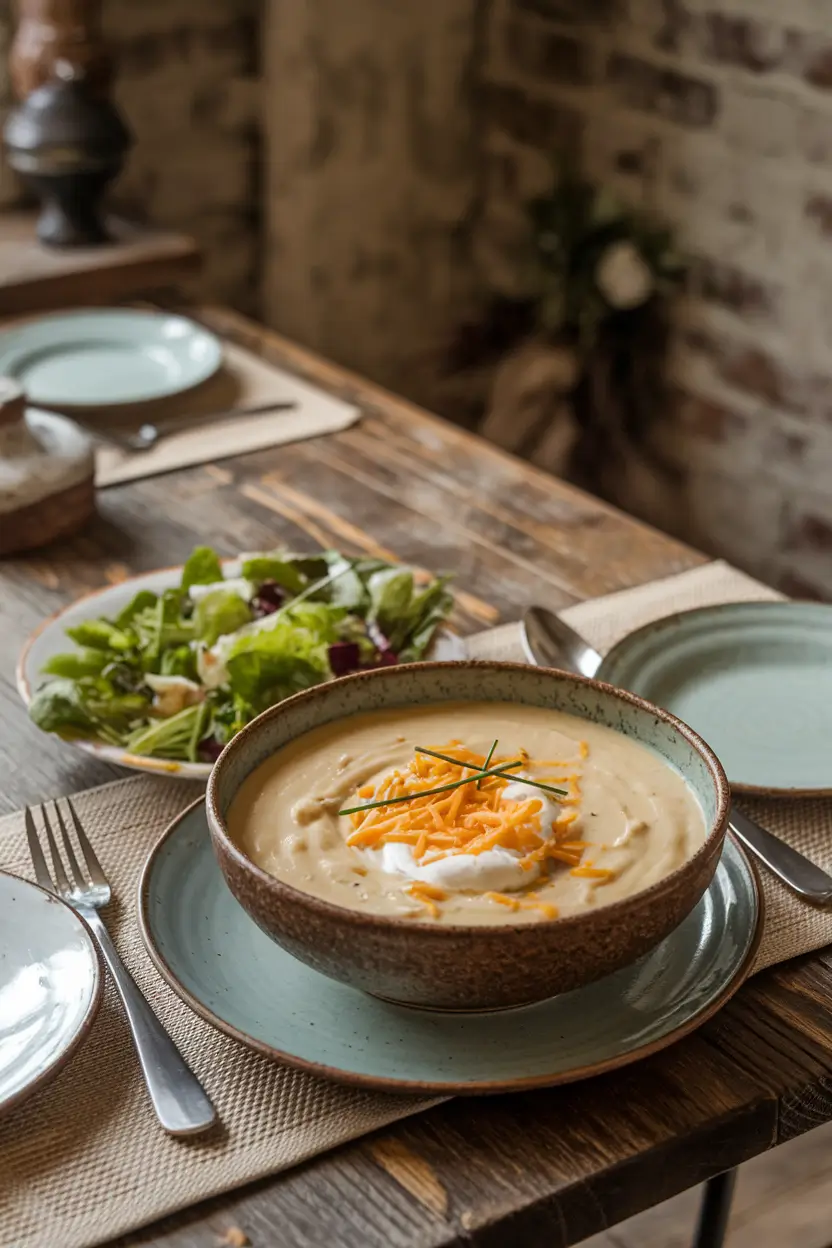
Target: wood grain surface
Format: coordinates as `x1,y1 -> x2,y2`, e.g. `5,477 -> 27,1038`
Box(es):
2,307 -> 830,1248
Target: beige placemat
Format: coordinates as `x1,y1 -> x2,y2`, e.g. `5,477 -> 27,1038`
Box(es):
93,340 -> 360,487
469,559 -> 832,971
2,559 -> 828,1248
0,779 -> 440,1248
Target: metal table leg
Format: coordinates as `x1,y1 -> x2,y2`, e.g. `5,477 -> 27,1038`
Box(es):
693,1168 -> 738,1248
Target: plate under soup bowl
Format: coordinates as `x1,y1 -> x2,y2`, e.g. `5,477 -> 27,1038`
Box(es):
206,662 -> 730,1011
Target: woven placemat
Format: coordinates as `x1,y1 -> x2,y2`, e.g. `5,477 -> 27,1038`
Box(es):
94,338 -> 359,487
3,559 -> 830,1248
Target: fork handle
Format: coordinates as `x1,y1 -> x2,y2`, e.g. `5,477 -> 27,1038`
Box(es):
80,907 -> 217,1135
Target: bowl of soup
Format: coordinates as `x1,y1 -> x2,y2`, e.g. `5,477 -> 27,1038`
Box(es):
206,662 -> 730,1010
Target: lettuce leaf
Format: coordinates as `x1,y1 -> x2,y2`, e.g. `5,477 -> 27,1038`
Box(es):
193,588 -> 252,647
239,554 -> 307,594
224,613 -> 332,708
28,678 -> 98,738
181,546 -> 223,591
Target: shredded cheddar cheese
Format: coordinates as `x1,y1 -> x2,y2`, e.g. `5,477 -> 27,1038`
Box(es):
343,741 -> 593,920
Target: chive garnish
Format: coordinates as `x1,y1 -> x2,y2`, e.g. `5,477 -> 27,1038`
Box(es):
478,738 -> 497,789
338,759 -> 524,817
414,746 -> 568,798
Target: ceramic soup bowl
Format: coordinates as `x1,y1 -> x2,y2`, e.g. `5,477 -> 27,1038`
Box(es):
206,662 -> 730,1011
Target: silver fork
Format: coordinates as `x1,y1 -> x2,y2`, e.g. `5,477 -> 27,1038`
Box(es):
25,800 -> 217,1135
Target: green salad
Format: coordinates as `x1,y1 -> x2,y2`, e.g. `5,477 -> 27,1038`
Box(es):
29,545 -> 453,763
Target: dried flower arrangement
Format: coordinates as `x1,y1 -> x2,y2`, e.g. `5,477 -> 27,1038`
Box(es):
449,158 -> 685,492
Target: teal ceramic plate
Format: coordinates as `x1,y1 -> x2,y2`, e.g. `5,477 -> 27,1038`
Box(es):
0,871 -> 102,1116
598,602 -> 832,796
0,310 -> 222,407
139,801 -> 761,1094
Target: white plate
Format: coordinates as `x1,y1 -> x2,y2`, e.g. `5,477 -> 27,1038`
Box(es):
0,310 -> 222,408
0,872 -> 101,1117
18,560 -> 466,782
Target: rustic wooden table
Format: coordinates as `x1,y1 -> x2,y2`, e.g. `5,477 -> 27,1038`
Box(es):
2,307 -> 830,1248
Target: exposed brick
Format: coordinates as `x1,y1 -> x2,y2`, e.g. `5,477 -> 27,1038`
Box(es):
777,570 -> 827,601
678,391 -> 746,442
806,193 -> 832,238
680,328 -> 808,412
690,256 -> 777,322
719,346 -> 787,407
607,54 -> 718,128
700,15 -> 797,74
483,82 -> 582,152
504,19 -> 592,86
803,43 -> 832,89
786,512 -> 832,554
511,0 -> 621,23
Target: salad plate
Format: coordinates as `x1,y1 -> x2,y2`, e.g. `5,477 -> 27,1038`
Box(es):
139,800 -> 761,1093
18,546 -> 462,781
598,602 -> 832,795
0,872 -> 102,1117
0,310 -> 222,408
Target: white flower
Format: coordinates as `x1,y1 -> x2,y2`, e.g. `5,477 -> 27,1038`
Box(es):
596,241 -> 653,310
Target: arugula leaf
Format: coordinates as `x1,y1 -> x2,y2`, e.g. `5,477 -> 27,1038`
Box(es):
41,649 -> 110,679
125,703 -> 207,760
366,568 -> 453,657
133,590 -> 194,666
367,568 -> 415,648
115,590 -> 158,629
193,588 -> 252,647
65,620 -> 134,653
160,644 -> 198,680
181,546 -> 223,591
399,578 -> 454,661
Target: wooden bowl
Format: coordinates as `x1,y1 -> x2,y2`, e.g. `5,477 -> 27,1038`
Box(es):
206,662 -> 730,1011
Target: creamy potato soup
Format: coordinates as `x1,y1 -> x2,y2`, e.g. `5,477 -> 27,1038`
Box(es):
228,703 -> 707,926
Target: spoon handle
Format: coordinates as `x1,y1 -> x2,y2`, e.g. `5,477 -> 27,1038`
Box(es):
729,808 -> 832,903
132,400 -> 297,450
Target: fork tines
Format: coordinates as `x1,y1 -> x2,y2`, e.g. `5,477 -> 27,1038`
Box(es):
25,799 -> 108,897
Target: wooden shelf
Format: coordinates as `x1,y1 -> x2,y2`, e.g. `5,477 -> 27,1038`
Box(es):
0,212 -> 200,315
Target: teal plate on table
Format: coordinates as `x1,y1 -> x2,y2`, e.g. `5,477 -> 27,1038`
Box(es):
598,602 -> 832,796
139,801 -> 761,1094
0,310 -> 222,407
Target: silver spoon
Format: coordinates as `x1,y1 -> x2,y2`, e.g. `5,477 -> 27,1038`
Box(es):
520,605 -> 832,904
43,400 -> 298,453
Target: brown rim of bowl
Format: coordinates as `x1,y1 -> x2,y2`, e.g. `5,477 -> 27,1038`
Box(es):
137,799 -> 764,1095
599,600 -> 832,799
0,870 -> 103,1118
205,660 -> 732,939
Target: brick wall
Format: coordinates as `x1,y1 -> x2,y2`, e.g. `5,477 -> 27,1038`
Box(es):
0,0 -> 260,312
477,0 -> 832,595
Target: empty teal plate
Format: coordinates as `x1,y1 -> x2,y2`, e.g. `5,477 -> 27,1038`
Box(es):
0,310 -> 222,407
599,602 -> 832,796
139,801 -> 761,1094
